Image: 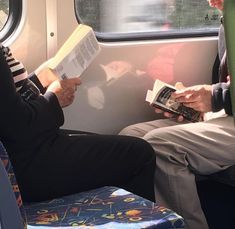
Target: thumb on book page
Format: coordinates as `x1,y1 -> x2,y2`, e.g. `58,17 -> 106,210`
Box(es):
175,82 -> 185,90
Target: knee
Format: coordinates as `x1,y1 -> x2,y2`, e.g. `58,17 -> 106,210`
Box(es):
143,130 -> 188,166
124,136 -> 156,162
143,127 -> 173,145
119,124 -> 145,138
118,126 -> 130,135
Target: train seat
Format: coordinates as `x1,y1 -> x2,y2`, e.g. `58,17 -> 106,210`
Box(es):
207,165 -> 235,186
0,140 -> 184,229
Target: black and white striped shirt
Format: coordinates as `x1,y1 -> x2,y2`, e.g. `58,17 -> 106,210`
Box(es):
1,44 -> 40,100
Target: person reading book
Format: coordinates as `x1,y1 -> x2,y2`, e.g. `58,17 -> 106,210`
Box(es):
0,41 -> 156,204
119,1 -> 234,229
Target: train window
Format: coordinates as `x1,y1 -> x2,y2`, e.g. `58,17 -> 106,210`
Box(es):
75,0 -> 222,40
0,0 -> 22,41
0,0 -> 9,30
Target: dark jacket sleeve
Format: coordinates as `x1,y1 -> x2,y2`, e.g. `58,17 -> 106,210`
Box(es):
28,72 -> 47,94
0,49 -> 64,142
212,82 -> 232,115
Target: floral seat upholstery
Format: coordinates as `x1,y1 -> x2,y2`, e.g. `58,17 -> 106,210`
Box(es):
0,141 -> 184,229
25,186 -> 184,229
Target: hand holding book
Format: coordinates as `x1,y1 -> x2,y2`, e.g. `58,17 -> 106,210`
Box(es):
34,24 -> 100,88
154,107 -> 185,122
145,79 -> 208,122
47,24 -> 101,80
172,84 -> 212,113
154,82 -> 186,122
32,24 -> 100,110
46,77 -> 81,108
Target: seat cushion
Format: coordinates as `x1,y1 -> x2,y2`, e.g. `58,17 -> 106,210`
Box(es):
25,186 -> 184,229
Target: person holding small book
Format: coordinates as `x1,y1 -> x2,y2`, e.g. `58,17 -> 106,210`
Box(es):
119,1 -> 233,229
0,43 -> 157,204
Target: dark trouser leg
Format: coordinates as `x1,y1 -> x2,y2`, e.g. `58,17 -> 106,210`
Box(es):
18,134 -> 156,202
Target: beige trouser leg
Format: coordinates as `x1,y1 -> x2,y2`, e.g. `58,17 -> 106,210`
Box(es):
119,116 -> 235,229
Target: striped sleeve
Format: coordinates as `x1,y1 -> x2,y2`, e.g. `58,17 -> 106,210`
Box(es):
1,45 -> 28,90
0,44 -> 40,100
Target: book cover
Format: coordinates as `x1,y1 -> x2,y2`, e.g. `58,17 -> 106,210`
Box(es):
146,79 -> 201,122
48,24 -> 101,80
224,0 -> 235,123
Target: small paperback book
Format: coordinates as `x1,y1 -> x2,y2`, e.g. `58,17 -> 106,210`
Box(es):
48,24 -> 101,80
146,79 -> 201,122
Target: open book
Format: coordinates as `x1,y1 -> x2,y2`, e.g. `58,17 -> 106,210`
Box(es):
48,24 -> 101,80
146,79 -> 201,122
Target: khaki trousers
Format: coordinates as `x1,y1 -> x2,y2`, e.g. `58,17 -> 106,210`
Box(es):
119,114 -> 235,229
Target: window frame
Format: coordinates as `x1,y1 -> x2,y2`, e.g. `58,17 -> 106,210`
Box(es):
74,0 -> 220,42
94,29 -> 219,42
0,0 -> 22,42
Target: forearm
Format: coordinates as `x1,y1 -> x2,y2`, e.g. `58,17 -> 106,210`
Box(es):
34,63 -> 58,88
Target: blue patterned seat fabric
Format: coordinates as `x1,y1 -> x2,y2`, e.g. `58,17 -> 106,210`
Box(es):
25,186 -> 184,229
0,141 -> 184,229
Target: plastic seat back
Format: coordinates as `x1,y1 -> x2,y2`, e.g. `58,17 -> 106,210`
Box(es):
0,141 -> 26,229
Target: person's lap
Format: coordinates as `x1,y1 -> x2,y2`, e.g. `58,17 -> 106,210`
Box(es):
120,116 -> 235,174
120,118 -> 184,137
18,133 -> 156,202
120,116 -> 235,229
